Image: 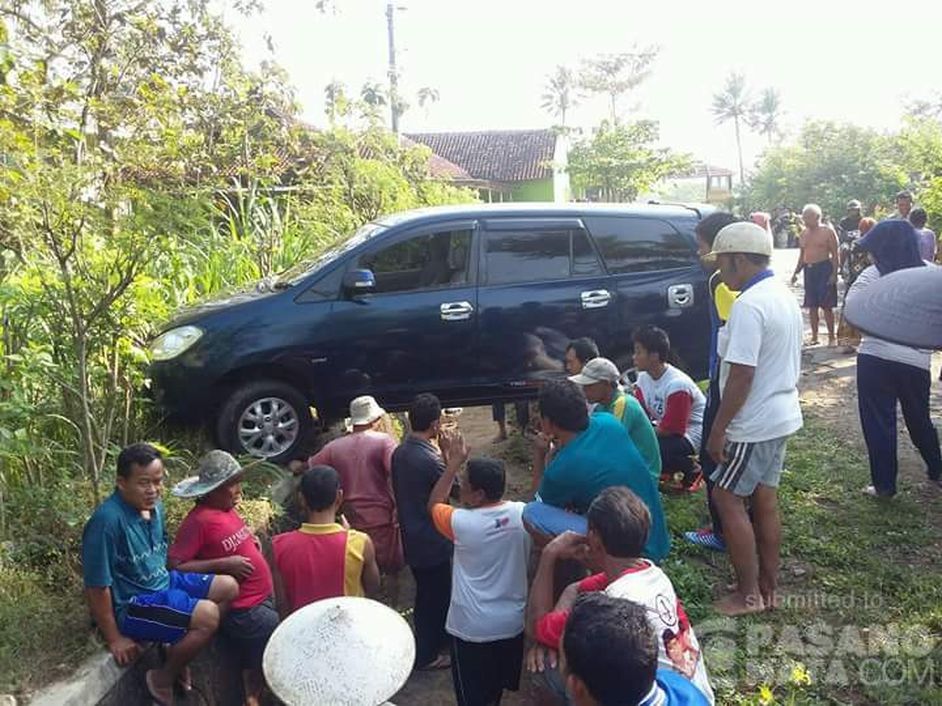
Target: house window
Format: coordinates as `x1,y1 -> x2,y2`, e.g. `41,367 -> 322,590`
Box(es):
585,216 -> 696,273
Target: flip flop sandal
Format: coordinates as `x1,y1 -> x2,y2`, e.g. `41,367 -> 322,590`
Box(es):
145,670 -> 174,706
416,655 -> 451,671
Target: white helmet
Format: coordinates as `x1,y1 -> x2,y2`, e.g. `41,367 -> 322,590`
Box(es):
710,221 -> 773,257
263,597 -> 414,706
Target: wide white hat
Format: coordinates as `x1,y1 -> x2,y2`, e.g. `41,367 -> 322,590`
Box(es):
349,395 -> 386,427
710,221 -> 773,258
263,597 -> 414,706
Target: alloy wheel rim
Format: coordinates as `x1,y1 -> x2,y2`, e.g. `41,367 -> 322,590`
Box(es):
237,396 -> 299,457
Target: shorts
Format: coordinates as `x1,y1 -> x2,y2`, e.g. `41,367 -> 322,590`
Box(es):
710,436 -> 788,496
220,597 -> 280,667
120,570 -> 213,644
450,632 -> 524,706
522,501 -> 588,537
802,260 -> 837,309
533,664 -> 572,706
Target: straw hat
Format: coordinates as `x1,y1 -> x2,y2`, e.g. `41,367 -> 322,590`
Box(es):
263,597 -> 414,706
171,450 -> 243,499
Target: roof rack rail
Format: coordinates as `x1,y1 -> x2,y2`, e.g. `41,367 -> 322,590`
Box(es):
646,200 -> 703,219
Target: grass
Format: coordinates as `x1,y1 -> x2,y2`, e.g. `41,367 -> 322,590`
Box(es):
663,417 -> 942,705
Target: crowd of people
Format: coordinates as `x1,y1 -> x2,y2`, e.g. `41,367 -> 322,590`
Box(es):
79,196 -> 940,706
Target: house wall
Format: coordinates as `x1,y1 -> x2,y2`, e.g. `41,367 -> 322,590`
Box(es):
511,179 -> 554,202
552,133 -> 571,202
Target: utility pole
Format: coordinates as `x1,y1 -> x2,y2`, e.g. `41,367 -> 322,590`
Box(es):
386,2 -> 400,134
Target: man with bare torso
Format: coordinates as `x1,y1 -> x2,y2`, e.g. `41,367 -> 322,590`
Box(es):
791,203 -> 839,346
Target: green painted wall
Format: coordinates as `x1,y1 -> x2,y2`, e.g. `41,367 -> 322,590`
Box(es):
511,179 -> 554,202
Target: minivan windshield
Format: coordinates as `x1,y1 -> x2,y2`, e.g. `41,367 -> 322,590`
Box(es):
272,221 -> 387,287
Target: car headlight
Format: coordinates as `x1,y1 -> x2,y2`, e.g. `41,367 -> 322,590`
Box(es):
150,326 -> 203,361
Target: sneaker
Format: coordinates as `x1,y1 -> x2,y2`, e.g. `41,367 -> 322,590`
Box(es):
862,485 -> 895,498
684,529 -> 726,552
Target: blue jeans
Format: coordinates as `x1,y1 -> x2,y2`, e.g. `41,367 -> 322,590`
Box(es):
522,501 -> 588,536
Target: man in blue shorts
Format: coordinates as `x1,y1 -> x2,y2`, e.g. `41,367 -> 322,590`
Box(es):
82,443 -> 238,705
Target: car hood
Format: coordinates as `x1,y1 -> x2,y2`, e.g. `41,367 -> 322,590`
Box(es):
164,280 -> 285,328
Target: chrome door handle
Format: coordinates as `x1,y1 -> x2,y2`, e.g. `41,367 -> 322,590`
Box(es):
667,284 -> 694,309
580,289 -> 612,309
440,301 -> 474,321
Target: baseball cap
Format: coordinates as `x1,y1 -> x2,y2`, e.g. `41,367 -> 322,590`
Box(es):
896,190 -> 913,200
847,199 -> 861,209
844,266 -> 942,349
568,357 -> 620,385
710,222 -> 773,258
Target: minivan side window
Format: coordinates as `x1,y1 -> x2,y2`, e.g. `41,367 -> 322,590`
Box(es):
484,229 -> 602,285
584,216 -> 696,273
357,229 -> 472,294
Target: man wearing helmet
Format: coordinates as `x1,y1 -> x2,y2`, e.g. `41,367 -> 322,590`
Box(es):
705,223 -> 804,617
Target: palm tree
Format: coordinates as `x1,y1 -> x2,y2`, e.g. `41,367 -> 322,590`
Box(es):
324,80 -> 347,124
360,82 -> 387,108
417,86 -> 440,109
712,72 -> 750,184
417,86 -> 440,120
541,66 -> 577,127
750,88 -> 783,145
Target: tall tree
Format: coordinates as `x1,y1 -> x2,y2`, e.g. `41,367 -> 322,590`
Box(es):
567,120 -> 691,202
579,49 -> 657,123
750,88 -> 783,145
541,65 -> 577,128
324,80 -> 348,124
713,72 -> 750,184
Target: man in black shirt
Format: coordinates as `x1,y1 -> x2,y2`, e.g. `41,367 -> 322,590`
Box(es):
392,393 -> 455,670
838,199 -> 862,236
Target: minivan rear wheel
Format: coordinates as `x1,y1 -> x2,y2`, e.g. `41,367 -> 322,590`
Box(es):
216,380 -> 314,464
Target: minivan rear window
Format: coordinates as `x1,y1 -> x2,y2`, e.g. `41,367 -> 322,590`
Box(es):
584,216 -> 695,273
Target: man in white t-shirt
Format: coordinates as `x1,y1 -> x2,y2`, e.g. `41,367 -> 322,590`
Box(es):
705,222 -> 803,617
632,325 -> 707,490
428,433 -> 531,706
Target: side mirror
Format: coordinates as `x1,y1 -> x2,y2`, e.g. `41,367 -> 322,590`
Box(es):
342,268 -> 376,295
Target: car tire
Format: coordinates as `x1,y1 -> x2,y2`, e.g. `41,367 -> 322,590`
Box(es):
215,380 -> 315,464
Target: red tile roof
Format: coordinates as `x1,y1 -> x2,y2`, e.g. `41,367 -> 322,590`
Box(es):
404,129 -> 556,183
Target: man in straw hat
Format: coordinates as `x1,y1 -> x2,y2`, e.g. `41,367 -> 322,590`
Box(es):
307,396 -> 404,587
706,222 -> 803,616
169,450 -> 278,706
81,443 -> 239,706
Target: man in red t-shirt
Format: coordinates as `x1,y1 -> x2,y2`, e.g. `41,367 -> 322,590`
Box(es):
170,451 -> 278,706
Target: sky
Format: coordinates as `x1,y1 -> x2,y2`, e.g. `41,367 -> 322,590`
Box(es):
228,0 -> 942,175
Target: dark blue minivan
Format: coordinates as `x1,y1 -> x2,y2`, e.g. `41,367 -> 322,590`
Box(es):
149,202 -> 713,462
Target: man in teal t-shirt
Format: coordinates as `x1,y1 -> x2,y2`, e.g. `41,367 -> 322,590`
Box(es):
82,443 -> 238,705
522,380 -> 670,562
569,357 -> 662,482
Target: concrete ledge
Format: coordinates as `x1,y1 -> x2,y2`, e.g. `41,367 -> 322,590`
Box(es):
28,641 -> 243,705
29,646 -> 160,706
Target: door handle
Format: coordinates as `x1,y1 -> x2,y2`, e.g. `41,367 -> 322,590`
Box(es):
667,284 -> 694,309
580,289 -> 612,309
440,301 -> 474,321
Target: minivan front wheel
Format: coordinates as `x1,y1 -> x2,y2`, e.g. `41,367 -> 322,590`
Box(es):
216,380 -> 314,464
